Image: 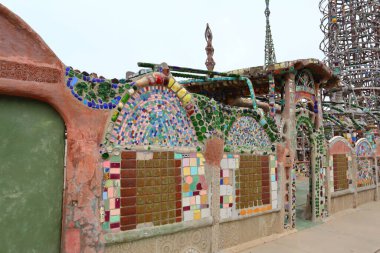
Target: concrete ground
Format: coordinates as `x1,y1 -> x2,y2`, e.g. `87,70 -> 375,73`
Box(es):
223,201 -> 380,253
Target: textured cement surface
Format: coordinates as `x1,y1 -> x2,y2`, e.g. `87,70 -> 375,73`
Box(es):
227,201 -> 380,253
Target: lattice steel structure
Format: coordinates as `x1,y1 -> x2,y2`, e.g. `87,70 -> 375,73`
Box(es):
320,0 -> 380,134
264,0 -> 277,67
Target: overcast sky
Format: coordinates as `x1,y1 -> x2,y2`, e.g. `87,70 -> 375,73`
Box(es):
2,0 -> 325,78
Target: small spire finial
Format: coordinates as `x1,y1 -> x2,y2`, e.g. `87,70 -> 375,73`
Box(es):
205,23 -> 215,72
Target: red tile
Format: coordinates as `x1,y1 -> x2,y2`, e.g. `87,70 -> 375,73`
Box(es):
110,163 -> 120,168
121,197 -> 136,207
121,178 -> 136,188
175,160 -> 182,167
121,215 -> 136,225
121,159 -> 136,169
121,151 -> 136,159
120,224 -> 136,231
110,222 -> 120,229
121,188 -> 136,197
121,169 -> 136,178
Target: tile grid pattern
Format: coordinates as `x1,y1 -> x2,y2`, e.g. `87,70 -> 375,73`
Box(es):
180,153 -> 210,221
120,151 -> 182,231
332,154 -> 349,191
102,156 -> 122,230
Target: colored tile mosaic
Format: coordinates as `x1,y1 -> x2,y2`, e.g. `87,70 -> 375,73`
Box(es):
235,155 -> 277,217
179,153 -> 210,222
226,116 -> 271,150
190,94 -> 279,148
101,156 -> 121,231
119,151 -> 182,231
357,159 -> 374,187
64,67 -> 125,110
332,154 -> 349,191
110,86 -> 196,147
356,140 -> 373,157
283,167 -> 292,229
101,151 -> 213,232
220,154 -> 238,219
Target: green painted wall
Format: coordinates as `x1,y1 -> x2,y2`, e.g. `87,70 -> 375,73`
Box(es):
0,96 -> 65,253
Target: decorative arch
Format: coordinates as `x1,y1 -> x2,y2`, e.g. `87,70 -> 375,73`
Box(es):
329,136 -> 354,154
355,138 -> 374,157
355,138 -> 375,187
328,136 -> 354,192
226,116 -> 271,150
109,85 -> 196,147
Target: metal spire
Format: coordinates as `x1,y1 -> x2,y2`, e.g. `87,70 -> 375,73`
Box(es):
264,0 -> 277,67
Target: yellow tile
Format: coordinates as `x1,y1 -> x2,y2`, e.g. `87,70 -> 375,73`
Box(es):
182,94 -> 192,105
194,210 -> 201,220
171,82 -> 181,92
177,88 -> 187,98
167,78 -> 176,88
183,167 -> 190,176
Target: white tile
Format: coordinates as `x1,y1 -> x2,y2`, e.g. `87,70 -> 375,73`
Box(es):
184,210 -> 194,221
183,197 -> 190,207
195,195 -> 201,205
228,158 -> 236,169
271,190 -> 278,200
220,185 -> 227,195
201,208 -> 210,218
220,208 -> 228,219
226,186 -> 233,195
221,159 -> 228,169
271,182 -> 278,191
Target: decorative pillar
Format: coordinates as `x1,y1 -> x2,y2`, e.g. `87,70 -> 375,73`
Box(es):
282,73 -> 297,228
204,137 -> 224,253
374,153 -> 379,201
352,152 -> 358,208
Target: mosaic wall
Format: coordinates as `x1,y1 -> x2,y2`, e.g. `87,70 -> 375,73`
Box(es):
332,154 -> 349,191
356,140 -> 375,187
102,157 -> 121,230
101,151 -> 211,231
220,154 -> 237,220
190,94 -> 278,152
226,116 -> 271,151
356,140 -> 373,157
179,153 -> 210,222
283,167 -> 291,229
235,155 -> 278,218
357,159 -> 374,187
120,151 -> 182,230
110,86 -> 196,147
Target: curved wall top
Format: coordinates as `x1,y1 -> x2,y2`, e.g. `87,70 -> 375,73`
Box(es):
329,136 -> 354,155
0,4 -> 62,68
355,138 -> 374,157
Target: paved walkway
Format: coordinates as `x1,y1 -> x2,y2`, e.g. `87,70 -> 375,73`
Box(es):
225,201 -> 380,253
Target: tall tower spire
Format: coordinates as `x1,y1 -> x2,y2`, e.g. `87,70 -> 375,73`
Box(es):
264,0 -> 277,67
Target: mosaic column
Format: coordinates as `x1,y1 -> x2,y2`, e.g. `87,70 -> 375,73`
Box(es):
204,138 -> 224,253
352,152 -> 358,208
374,153 -> 379,201
283,73 -> 297,228
310,142 -> 317,222
314,83 -> 323,129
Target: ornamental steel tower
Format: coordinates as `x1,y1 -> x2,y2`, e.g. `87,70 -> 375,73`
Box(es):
264,0 -> 277,67
320,0 -> 380,111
